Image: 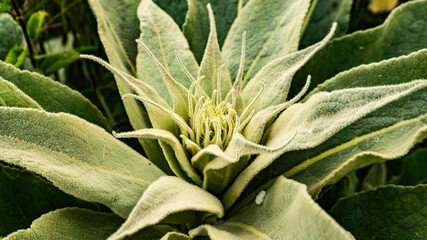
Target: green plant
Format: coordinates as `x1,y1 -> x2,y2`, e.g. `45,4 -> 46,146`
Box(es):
0,0 -> 426,239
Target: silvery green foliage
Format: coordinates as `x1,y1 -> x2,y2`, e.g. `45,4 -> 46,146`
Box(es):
1,0 -> 427,239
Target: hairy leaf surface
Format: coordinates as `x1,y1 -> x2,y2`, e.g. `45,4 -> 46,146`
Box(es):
89,0 -> 167,170
0,108 -> 165,218
290,0 -> 427,96
0,61 -> 108,128
191,177 -> 352,240
222,0 -> 310,82
223,81 -> 427,210
108,176 -> 224,240
0,77 -> 41,109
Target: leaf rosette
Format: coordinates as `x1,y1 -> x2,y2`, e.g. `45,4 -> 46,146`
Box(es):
1,0 -> 427,239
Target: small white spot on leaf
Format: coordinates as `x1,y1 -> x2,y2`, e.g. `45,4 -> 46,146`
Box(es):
255,190 -> 266,205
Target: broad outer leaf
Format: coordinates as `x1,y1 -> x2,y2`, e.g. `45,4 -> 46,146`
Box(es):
137,0 -> 198,106
329,185 -> 427,240
190,177 -> 353,240
108,176 -> 224,240
0,108 -> 165,218
89,0 -> 166,170
0,164 -> 100,236
183,0 -> 238,62
223,80 -> 427,210
0,14 -> 23,60
222,0 -> 310,82
0,61 -> 108,129
306,49 -> 427,99
0,77 -> 41,109
4,208 -> 172,240
160,232 -> 191,240
300,0 -> 352,48
290,0 -> 427,97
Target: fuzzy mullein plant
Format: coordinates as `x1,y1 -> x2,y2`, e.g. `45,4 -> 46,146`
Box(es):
1,0 -> 427,239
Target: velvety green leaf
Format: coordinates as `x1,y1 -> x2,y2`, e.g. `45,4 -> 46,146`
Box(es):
89,0 -> 166,170
4,208 -> 124,240
154,0 -> 188,27
290,0 -> 427,97
183,0 -> 238,62
0,108 -> 165,217
191,177 -> 353,240
137,0 -> 198,109
0,77 -> 41,109
0,0 -> 11,12
0,61 -> 108,129
389,148 -> 427,185
223,80 -> 427,211
38,50 -> 80,75
222,0 -> 310,82
108,176 -> 224,240
4,46 -> 27,67
300,0 -> 352,48
0,164 -> 100,236
160,232 -> 191,240
197,4 -> 232,100
361,162 -> 387,191
329,185 -> 427,240
0,14 -> 23,60
4,208 -> 172,240
306,49 -> 427,98
26,11 -> 48,42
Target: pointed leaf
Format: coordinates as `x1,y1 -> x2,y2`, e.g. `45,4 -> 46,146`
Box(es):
4,208 -> 172,240
26,11 -> 48,42
183,0 -> 238,62
0,14 -> 24,60
190,177 -> 353,240
0,164 -> 100,236
0,61 -> 108,129
88,0 -> 165,167
137,0 -> 198,107
0,108 -> 165,217
290,0 -> 427,97
222,0 -> 310,82
223,80 -> 427,210
330,185 -> 427,240
300,0 -> 352,48
241,23 -> 336,113
306,49 -> 427,98
108,176 -> 224,240
0,77 -> 41,109
197,5 -> 232,100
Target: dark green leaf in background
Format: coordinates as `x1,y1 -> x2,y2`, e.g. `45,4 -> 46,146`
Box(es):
0,0 -> 11,13
0,14 -> 23,60
389,148 -> 427,185
0,165 -> 102,236
26,11 -> 48,42
330,185 -> 427,240
4,46 -> 27,67
154,0 -> 187,27
37,50 -> 80,75
300,0 -> 352,48
183,0 -> 238,63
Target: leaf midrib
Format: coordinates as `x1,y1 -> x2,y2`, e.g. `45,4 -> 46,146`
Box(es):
283,113 -> 427,178
0,134 -> 151,185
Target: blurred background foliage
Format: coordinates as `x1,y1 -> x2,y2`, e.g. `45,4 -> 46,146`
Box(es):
0,0 -> 424,199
